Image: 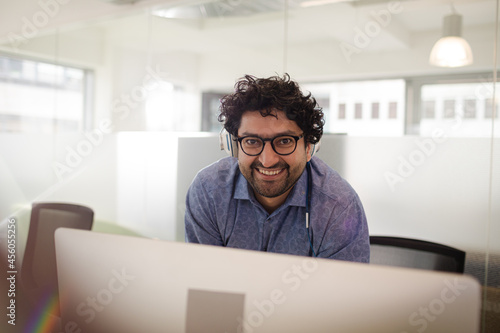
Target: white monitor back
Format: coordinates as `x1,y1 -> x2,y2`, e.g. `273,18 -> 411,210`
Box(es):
55,228 -> 481,333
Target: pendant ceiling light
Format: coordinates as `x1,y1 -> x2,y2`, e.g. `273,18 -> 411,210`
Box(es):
429,9 -> 473,68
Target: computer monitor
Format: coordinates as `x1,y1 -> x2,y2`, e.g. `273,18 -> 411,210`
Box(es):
55,228 -> 481,333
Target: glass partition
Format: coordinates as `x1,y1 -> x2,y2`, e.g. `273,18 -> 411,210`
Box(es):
0,0 -> 498,331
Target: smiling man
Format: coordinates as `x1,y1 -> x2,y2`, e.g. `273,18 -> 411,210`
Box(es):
185,74 -> 369,262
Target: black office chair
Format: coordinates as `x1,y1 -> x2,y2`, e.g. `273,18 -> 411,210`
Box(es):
369,236 -> 466,273
20,202 -> 94,316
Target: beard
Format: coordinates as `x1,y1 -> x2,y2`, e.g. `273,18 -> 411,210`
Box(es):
240,159 -> 306,199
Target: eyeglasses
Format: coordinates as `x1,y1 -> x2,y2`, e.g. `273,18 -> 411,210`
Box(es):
236,134 -> 304,156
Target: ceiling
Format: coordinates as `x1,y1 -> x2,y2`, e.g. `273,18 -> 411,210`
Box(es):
153,0 -> 493,27
0,0 -> 496,84
0,0 -> 495,43
89,0 -> 496,56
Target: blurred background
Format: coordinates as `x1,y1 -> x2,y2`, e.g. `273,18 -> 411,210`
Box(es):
0,0 -> 498,321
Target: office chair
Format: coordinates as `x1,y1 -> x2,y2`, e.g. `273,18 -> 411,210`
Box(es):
20,202 -> 94,316
369,236 -> 466,273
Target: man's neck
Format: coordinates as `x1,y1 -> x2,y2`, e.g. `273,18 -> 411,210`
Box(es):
255,188 -> 292,214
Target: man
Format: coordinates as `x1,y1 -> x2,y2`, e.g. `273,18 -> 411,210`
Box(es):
185,74 -> 369,262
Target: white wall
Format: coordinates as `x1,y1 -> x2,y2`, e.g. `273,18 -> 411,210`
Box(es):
176,135 -> 228,241
116,132 -> 179,239
319,136 -> 499,254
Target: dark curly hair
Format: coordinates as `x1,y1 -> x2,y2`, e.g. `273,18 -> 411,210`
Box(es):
218,74 -> 324,144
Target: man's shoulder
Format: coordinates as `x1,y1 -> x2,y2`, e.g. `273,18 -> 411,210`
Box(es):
310,157 -> 359,206
195,157 -> 239,186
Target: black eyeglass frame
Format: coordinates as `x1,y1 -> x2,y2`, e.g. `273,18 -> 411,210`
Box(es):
235,134 -> 305,156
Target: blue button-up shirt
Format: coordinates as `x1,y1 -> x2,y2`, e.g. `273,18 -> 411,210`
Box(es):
185,156 -> 369,262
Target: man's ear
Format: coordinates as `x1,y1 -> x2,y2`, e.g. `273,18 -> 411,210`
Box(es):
306,140 -> 321,161
306,143 -> 313,162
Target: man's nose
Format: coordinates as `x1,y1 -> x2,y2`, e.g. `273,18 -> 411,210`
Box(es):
258,142 -> 280,167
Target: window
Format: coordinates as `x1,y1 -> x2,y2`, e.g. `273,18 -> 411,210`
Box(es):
423,100 -> 436,119
371,102 -> 380,119
388,102 -> 398,119
145,82 -> 198,131
304,73 -> 498,137
304,79 -> 405,136
201,92 -> 226,132
464,99 -> 477,119
354,103 -> 363,119
485,98 -> 498,119
443,100 -> 456,119
0,54 -> 93,133
415,76 -> 500,137
315,97 -> 330,125
338,103 -> 346,120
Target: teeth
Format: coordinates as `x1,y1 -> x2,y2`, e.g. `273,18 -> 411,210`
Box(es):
259,169 -> 281,176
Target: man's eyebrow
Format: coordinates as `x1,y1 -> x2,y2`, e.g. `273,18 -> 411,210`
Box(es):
239,130 -> 299,137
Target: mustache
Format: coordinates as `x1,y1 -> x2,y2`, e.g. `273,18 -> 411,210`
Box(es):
251,161 -> 289,170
